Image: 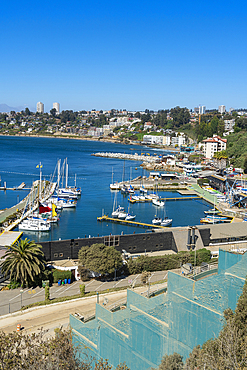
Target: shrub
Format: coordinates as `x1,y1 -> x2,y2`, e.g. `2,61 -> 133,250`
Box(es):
52,269 -> 72,283
127,249 -> 211,274
80,284 -> 85,296
78,265 -> 90,281
45,285 -> 50,301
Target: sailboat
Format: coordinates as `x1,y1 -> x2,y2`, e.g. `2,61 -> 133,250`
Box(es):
125,203 -> 136,221
111,192 -> 124,218
57,158 -> 81,197
160,204 -> 172,226
19,163 -> 51,232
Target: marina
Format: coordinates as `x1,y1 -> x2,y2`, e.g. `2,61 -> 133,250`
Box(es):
0,136 -> 237,244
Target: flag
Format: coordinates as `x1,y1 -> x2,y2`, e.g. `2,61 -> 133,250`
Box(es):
39,202 -> 51,214
36,164 -> 43,168
52,203 -> 57,217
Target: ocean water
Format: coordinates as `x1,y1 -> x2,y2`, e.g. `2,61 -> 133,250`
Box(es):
0,136 -> 211,243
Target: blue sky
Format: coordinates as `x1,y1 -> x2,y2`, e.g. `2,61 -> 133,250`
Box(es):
1,0 -> 247,112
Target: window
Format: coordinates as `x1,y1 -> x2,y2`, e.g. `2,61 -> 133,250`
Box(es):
54,253 -> 58,258
59,253 -> 63,257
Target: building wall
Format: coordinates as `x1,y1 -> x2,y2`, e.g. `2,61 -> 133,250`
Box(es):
40,228 -> 211,262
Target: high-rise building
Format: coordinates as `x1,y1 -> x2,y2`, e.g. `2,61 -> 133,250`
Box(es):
199,105 -> 206,114
218,105 -> 226,114
53,102 -> 60,114
36,102 -> 44,113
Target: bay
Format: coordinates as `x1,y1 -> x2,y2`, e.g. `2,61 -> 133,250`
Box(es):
0,136 -> 210,243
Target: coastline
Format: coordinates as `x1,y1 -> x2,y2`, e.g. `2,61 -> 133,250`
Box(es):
0,133 -> 178,151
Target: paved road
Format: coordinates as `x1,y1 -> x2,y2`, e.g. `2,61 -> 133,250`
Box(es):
0,283 -> 167,336
0,270 -> 172,316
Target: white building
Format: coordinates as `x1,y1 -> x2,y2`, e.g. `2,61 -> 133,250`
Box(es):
201,135 -> 227,159
163,136 -> 171,146
199,105 -> 206,114
53,102 -> 60,114
218,105 -> 226,114
142,135 -> 164,145
171,133 -> 186,147
224,119 -> 235,131
36,102 -> 44,113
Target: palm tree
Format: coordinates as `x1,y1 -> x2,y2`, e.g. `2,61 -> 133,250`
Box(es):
0,238 -> 45,287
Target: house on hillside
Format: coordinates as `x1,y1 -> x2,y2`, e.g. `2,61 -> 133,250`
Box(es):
200,135 -> 227,159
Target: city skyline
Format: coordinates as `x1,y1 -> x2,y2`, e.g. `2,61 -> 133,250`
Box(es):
1,0 -> 247,112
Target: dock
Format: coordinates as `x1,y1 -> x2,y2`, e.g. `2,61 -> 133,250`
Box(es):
97,215 -> 169,229
128,196 -> 200,203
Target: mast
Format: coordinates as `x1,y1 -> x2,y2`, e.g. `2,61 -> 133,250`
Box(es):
65,158 -> 68,188
57,159 -> 61,189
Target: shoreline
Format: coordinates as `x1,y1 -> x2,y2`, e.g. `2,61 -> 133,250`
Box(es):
0,133 -> 178,151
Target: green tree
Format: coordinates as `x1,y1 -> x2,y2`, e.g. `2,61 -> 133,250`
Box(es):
243,156 -> 247,174
218,119 -> 225,136
0,238 -> 46,287
78,243 -> 123,276
152,353 -> 183,370
24,107 -> 31,116
50,108 -> 57,117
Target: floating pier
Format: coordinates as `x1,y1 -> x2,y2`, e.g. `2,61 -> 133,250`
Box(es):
128,196 -> 200,203
97,215 -> 169,229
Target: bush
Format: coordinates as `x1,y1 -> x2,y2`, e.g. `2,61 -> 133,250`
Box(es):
127,249 -> 211,274
45,285 -> 50,301
80,284 -> 85,296
78,265 -> 90,281
52,269 -> 72,283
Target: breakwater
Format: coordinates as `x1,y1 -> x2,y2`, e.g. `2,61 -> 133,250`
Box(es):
92,152 -> 159,162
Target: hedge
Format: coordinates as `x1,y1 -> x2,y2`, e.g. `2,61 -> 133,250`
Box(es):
53,269 -> 72,283
127,249 -> 211,274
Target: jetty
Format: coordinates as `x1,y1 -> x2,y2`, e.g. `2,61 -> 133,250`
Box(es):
97,215 -> 169,229
92,152 -> 159,163
0,181 -> 56,232
128,196 -> 199,203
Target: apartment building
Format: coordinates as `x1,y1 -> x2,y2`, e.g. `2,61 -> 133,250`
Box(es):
36,102 -> 44,113
201,135 -> 227,159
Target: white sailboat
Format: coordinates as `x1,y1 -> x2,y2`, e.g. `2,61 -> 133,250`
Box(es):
152,198 -> 165,207
57,158 -> 81,197
19,163 -> 51,232
152,216 -> 162,225
19,217 -> 51,232
161,201 -> 172,226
